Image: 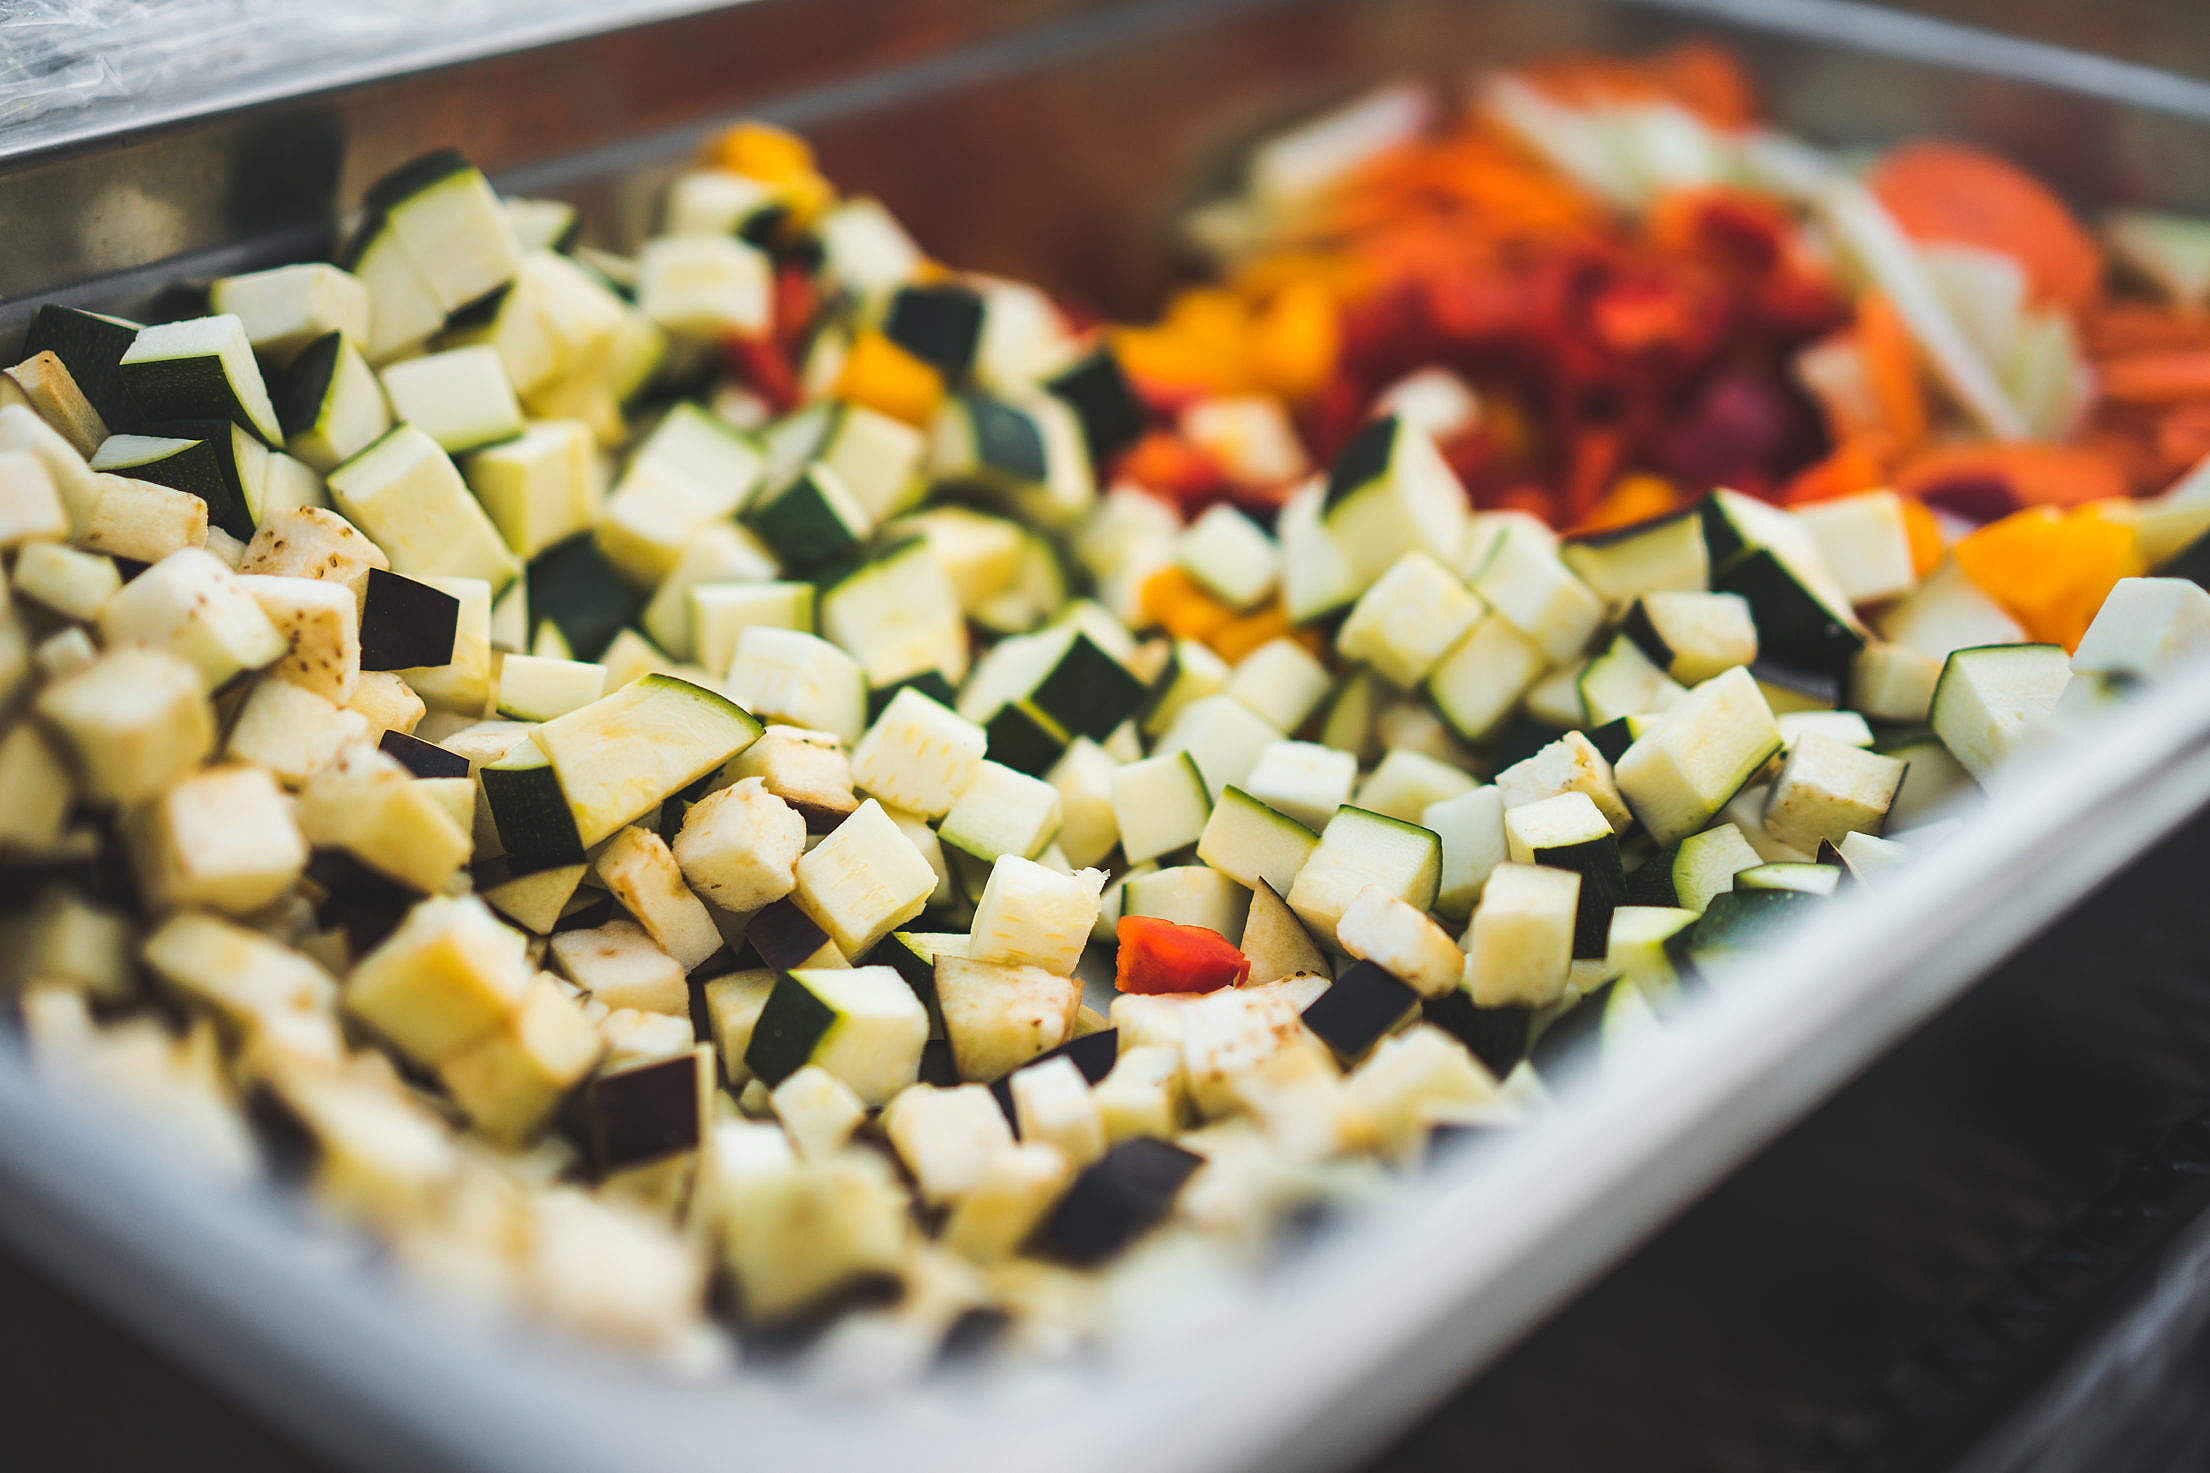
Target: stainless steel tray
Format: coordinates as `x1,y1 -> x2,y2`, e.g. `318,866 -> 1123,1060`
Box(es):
8,3 -> 2210,1471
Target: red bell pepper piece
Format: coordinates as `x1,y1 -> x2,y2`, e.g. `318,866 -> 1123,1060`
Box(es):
721,333 -> 800,415
1114,917 -> 1250,995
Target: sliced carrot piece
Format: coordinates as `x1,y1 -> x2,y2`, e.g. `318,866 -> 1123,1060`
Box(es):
1856,291 -> 1929,455
1575,472 -> 1682,533
1897,441 -> 2129,514
1779,436 -> 1893,507
1900,496 -> 1945,578
1865,140 -> 2103,311
2096,349 -> 2210,405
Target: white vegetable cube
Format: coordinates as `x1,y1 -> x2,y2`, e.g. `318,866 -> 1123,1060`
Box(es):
770,1064 -> 868,1160
968,856 -> 1105,975
1425,612 -> 1548,741
1009,1055 -> 1105,1167
1851,640 -> 1943,723
1045,737 -> 1120,869
439,975 -> 605,1145
1354,749 -> 1478,824
1284,805 -> 1442,942
1635,590 -> 1759,684
13,541 -> 120,621
1195,785 -> 1318,895
1762,733 -> 1907,853
378,345 -> 525,456
673,776 -> 805,913
327,426 -> 518,593
793,799 -> 936,956
1174,503 -> 1278,610
727,725 -> 857,825
597,458 -> 750,586
1112,751 -> 1212,865
595,825 -> 724,971
0,451 -> 66,547
140,911 -> 334,1028
1469,520 -> 1604,661
1337,551 -> 1484,687
226,678 -> 371,786
939,760 -> 1062,863
1344,1024 -> 1497,1153
2071,577 -> 2210,679
933,957 -> 1081,1082
1463,862 -> 1578,1007
241,573 -> 361,701
464,420 -> 601,559
664,168 -> 779,235
635,234 -> 773,338
1183,394 -> 1310,487
1174,982 -> 1322,1118
1335,885 -> 1463,996
725,626 -> 867,744
36,647 -> 214,803
1877,562 -> 2026,661
0,721 -> 73,853
1794,491 -> 1917,607
1242,740 -> 1357,833
641,523 -> 778,658
690,581 -> 814,675
345,895 -> 532,1066
881,1083 -> 1015,1204
1220,637 -> 1330,734
296,753 -> 472,894
209,263 -> 369,366
97,548 -> 287,689
1614,667 -> 1783,844
942,1142 -> 1072,1263
1154,692 -> 1281,795
1929,643 -> 2071,782
718,1152 -> 909,1322
549,919 -> 689,1015
127,764 -> 307,915
851,686 -> 987,819
239,505 -> 389,602
1092,1045 -> 1185,1142
1496,731 -> 1630,832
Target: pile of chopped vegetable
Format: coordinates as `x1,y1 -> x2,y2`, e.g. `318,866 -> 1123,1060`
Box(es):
4,45 -> 2210,1379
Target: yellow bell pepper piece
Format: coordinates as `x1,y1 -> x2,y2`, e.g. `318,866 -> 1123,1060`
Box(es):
833,330 -> 944,427
1953,505 -> 2143,651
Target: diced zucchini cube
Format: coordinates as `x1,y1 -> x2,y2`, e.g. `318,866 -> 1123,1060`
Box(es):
1928,643 -> 2070,782
792,799 -> 936,957
1282,805 -> 1441,942
1761,733 -> 1907,853
1223,637 -> 1332,733
464,420 -> 601,559
1425,612 -> 1547,742
1422,784 -> 1508,921
1794,490 -> 1917,607
344,894 -> 532,1066
297,752 -> 473,893
743,964 -> 928,1106
1337,551 -> 1484,687
126,763 -> 307,915
1109,751 -> 1210,866
1175,503 -> 1279,610
2070,577 -> 2210,680
1153,692 -> 1280,796
635,233 -> 773,338
36,647 -> 214,803
1495,731 -> 1631,833
1010,1055 -> 1106,1167
1353,749 -> 1477,824
1614,667 -> 1782,844
1335,886 -> 1462,997
327,426 -> 518,593
880,1083 -> 1015,1205
1045,737 -> 1120,870
968,855 -> 1104,975
933,956 -> 1082,1082
1241,739 -> 1358,833
1502,791 -> 1625,958
211,263 -> 370,368
939,760 -> 1062,864
379,345 -> 525,456
1462,862 -> 1578,1007
1195,785 -> 1318,896
820,537 -> 970,688
141,910 -> 335,1027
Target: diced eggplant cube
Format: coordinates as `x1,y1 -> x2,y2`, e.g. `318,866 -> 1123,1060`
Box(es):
1300,960 -> 1419,1062
1031,1136 -> 1204,1266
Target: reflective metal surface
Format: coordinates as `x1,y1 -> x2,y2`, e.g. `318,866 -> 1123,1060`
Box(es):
5,4 -> 2210,1473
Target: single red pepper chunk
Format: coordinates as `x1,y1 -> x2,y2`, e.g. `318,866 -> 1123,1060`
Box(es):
721,333 -> 801,414
1114,916 -> 1250,995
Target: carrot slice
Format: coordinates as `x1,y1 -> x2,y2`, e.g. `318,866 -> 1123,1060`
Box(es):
1865,141 -> 2103,311
1856,291 -> 1929,454
2096,349 -> 2210,405
1897,441 -> 2129,514
1900,496 -> 1946,578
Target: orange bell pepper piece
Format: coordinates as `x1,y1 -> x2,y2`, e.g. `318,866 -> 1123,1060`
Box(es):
1953,505 -> 2142,649
1899,497 -> 1945,578
832,330 -> 943,427
1575,472 -> 1682,533
1247,279 -> 1339,402
1138,567 -> 1235,643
